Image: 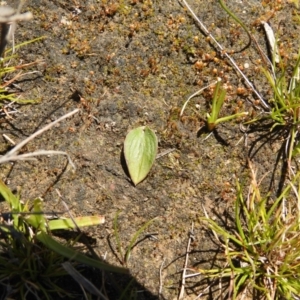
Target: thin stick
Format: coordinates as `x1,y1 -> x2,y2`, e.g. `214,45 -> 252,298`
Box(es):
2,70 -> 42,88
194,279 -> 216,299
156,148 -> 176,159
183,272 -> 202,278
180,80 -> 219,117
158,258 -> 165,298
3,133 -> 15,145
180,0 -> 269,110
0,108 -> 79,164
100,252 -> 109,300
203,131 -> 214,141
178,222 -> 195,299
0,11 -> 32,23
1,103 -> 18,118
0,150 -> 75,169
0,2 -> 33,57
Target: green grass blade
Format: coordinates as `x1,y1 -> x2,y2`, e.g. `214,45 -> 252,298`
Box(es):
234,273 -> 249,299
214,112 -> 248,126
0,179 -> 21,227
209,81 -> 224,122
261,68 -> 286,109
235,182 -> 247,242
37,231 -> 128,274
113,211 -> 124,263
0,179 -> 20,210
211,81 -> 222,120
201,217 -> 243,247
125,217 -> 157,264
48,216 -> 105,230
25,198 -> 46,231
5,36 -> 46,55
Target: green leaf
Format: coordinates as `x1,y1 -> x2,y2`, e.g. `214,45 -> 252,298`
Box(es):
26,198 -> 46,231
0,179 -> 20,211
0,179 -> 21,227
292,141 -> 300,157
124,126 -> 157,186
48,216 -> 105,230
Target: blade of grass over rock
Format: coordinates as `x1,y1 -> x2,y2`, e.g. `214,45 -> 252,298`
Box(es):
27,198 -> 47,231
113,211 -> 124,262
48,216 -> 105,231
37,231 -> 128,274
0,178 -> 21,227
206,80 -> 226,131
0,178 -> 19,211
124,217 -> 157,264
5,36 -> 46,55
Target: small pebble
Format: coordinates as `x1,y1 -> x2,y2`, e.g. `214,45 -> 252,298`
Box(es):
244,62 -> 250,69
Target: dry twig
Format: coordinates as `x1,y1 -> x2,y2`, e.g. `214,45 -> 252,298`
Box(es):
179,0 -> 269,110
0,108 -> 79,167
178,222 -> 195,299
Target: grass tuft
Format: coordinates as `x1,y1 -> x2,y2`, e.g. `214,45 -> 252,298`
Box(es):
262,49 -> 300,173
0,178 -> 127,299
200,161 -> 300,299
0,36 -> 45,107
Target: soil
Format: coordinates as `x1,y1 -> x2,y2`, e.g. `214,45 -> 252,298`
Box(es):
0,0 -> 298,299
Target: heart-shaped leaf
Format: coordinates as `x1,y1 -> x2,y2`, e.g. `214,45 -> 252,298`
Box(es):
124,126 -> 157,186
